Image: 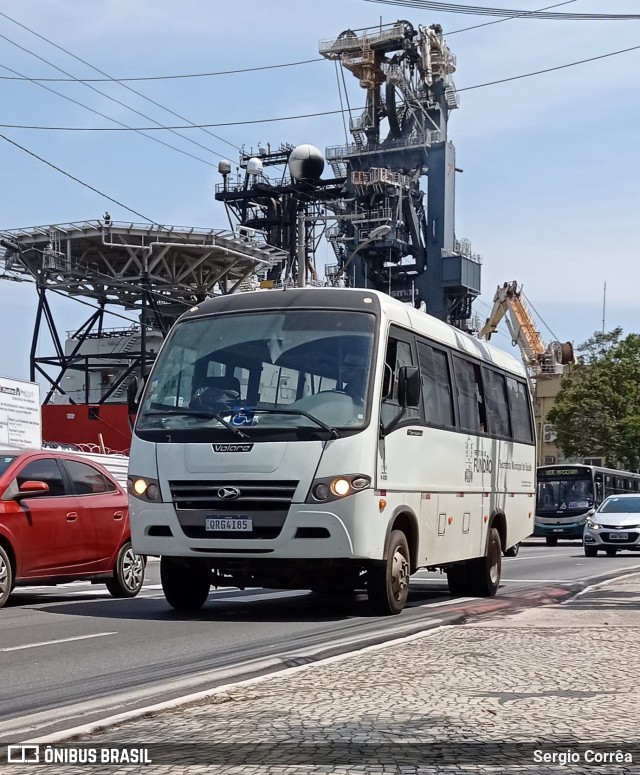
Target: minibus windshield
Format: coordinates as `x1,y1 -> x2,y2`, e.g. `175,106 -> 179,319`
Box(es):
136,309 -> 376,437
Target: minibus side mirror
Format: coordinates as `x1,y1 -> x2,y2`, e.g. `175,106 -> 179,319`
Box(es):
398,366 -> 420,408
127,373 -> 149,430
127,377 -> 141,415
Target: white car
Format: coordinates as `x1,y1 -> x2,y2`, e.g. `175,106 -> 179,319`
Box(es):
583,494 -> 640,556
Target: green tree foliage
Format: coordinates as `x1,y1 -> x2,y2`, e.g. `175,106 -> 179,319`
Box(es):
548,327 -> 640,470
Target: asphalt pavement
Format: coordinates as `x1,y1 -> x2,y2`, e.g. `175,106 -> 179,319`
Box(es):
1,549 -> 640,773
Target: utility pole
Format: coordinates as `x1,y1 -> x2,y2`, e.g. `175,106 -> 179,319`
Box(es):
602,281 -> 607,333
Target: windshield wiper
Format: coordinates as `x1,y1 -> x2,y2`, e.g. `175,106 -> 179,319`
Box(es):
250,408 -> 340,439
143,408 -> 249,439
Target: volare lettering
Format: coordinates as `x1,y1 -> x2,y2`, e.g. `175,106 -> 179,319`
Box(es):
213,443 -> 254,453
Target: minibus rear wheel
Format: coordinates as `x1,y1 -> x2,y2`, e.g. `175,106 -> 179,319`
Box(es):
161,557 -> 211,611
446,562 -> 469,596
466,527 -> 502,597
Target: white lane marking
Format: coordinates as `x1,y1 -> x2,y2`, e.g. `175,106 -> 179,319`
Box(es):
575,564 -> 640,582
143,584 -> 262,594
418,596 -> 474,607
212,590 -> 310,604
569,570 -> 640,600
501,579 -> 564,583
508,553 -> 567,561
1,632 -> 117,652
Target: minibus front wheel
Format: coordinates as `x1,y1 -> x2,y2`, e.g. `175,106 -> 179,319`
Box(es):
367,529 -> 410,616
160,556 -> 211,611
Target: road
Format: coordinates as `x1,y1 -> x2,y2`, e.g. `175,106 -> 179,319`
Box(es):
1,540 -> 639,743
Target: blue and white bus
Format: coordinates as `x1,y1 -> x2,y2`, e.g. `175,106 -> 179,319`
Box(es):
534,464 -> 640,544
127,288 -> 536,615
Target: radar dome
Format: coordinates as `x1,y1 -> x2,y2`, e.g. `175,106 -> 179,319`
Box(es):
246,157 -> 263,176
288,144 -> 325,181
218,159 -> 232,175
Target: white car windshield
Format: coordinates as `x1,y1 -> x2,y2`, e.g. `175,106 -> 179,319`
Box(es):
599,496 -> 640,514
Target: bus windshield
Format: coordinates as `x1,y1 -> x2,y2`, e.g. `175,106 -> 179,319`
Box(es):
136,309 -> 376,437
536,474 -> 594,512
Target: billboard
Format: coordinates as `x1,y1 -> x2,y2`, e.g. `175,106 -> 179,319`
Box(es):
0,375 -> 41,449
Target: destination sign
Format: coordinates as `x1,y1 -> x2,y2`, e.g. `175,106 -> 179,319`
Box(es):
538,467 -> 584,477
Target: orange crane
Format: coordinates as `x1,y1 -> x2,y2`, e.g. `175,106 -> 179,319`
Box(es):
479,281 -> 574,378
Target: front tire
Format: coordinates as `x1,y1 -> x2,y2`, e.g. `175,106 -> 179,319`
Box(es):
504,542 -> 520,557
0,545 -> 13,609
106,542 -> 146,598
546,536 -> 558,546
584,546 -> 598,557
161,557 -> 211,611
367,530 -> 410,615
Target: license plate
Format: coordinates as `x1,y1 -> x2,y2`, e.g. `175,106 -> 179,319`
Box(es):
609,532 -> 628,541
205,516 -> 252,532
553,528 -> 564,532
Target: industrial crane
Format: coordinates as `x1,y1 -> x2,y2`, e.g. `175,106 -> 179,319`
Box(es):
479,281 -> 574,380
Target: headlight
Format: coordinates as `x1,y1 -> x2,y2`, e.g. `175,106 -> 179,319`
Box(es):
331,478 -> 351,497
586,520 -> 600,530
128,475 -> 162,502
307,474 -> 371,503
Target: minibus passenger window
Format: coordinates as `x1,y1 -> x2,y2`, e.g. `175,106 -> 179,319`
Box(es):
417,342 -> 454,428
453,357 -> 486,434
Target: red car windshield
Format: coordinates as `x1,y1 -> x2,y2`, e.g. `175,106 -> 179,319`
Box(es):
0,455 -> 17,479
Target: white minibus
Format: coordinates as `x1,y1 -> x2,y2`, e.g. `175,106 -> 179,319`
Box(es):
128,288 -> 535,615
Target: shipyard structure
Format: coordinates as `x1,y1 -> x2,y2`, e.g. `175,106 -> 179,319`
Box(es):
0,20 -> 481,452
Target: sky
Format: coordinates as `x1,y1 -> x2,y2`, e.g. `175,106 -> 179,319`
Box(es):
1,0 -> 639,384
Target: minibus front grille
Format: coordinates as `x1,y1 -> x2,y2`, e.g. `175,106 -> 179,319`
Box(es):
182,526 -> 282,540
169,480 -> 298,511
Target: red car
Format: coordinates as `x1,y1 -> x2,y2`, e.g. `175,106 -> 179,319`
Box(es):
0,448 -> 145,608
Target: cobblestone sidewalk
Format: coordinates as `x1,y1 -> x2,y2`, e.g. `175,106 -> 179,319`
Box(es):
5,574 -> 640,774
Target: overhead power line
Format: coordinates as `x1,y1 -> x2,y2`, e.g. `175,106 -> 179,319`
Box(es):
445,0 -> 577,35
0,59 -> 218,169
0,2 -> 578,86
0,133 -> 155,223
0,11 -> 236,160
5,37 -> 640,133
364,0 -> 640,19
0,106 -> 351,131
0,58 -> 324,83
456,41 -> 640,92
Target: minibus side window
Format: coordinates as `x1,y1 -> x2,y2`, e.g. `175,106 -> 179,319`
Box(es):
417,341 -> 454,429
453,356 -> 487,434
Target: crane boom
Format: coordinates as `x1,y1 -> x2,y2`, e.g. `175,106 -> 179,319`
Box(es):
479,281 -> 573,376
